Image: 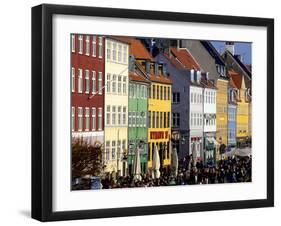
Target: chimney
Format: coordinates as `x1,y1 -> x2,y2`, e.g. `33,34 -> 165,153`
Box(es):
196,71 -> 201,84
129,55 -> 135,72
190,69 -> 195,83
225,41 -> 235,55
206,72 -> 209,80
235,54 -> 243,62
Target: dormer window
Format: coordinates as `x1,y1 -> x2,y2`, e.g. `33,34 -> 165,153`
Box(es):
190,69 -> 194,83
196,71 -> 201,84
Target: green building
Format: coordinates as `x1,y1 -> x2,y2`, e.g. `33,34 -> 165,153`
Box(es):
127,60 -> 150,175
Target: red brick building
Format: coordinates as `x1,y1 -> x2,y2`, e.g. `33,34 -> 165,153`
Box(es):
71,34 -> 105,146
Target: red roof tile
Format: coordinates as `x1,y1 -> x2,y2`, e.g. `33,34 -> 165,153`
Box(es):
113,36 -> 153,61
129,71 -> 150,83
170,47 -> 201,71
228,70 -> 242,88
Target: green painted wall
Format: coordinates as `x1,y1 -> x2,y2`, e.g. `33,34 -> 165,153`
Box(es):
128,81 -> 149,172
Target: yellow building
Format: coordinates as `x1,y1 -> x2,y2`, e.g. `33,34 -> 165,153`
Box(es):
229,71 -> 250,146
147,74 -> 172,168
216,78 -> 229,156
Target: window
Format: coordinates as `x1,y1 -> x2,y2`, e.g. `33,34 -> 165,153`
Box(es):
148,111 -> 151,128
118,75 -> 122,93
122,140 -> 126,155
85,108 -> 90,131
78,69 -> 83,93
167,112 -> 170,127
107,41 -> 111,60
152,111 -> 155,128
106,106 -> 110,126
118,106 -> 122,125
92,36 -> 96,57
122,107 -> 126,125
71,67 -> 75,92
112,74 -> 116,93
112,141 -> 116,160
78,35 -> 83,54
172,113 -> 180,127
92,108 -> 96,131
98,37 -> 103,58
143,111 -> 146,127
167,87 -> 170,100
132,112 -> 136,126
128,112 -> 132,127
191,93 -> 193,103
72,107 -> 75,131
98,72 -> 102,95
112,43 -> 117,61
164,87 -> 166,100
136,112 -> 139,126
156,86 -> 159,99
98,108 -> 102,130
106,73 -> 111,93
85,35 -> 90,55
160,86 -> 163,100
117,140 -> 121,159
172,92 -> 180,104
152,85 -> 156,99
105,141 -> 110,161
112,106 -> 116,125
78,107 -> 83,131
122,77 -> 127,94
71,35 -> 75,52
163,112 -> 166,128
118,44 -> 122,62
160,112 -> 163,128
92,71 -> 96,94
156,112 -> 159,128
123,45 -> 127,63
85,70 -> 90,94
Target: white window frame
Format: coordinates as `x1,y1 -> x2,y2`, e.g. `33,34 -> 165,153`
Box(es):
78,35 -> 83,54
122,107 -> 126,125
123,45 -> 127,63
106,73 -> 111,93
92,71 -> 96,94
92,107 -> 96,131
78,107 -> 83,131
117,44 -> 122,62
71,67 -> 75,92
117,75 -> 122,94
71,34 -> 75,53
112,42 -> 117,61
98,108 -> 102,131
98,72 -> 103,95
92,35 -> 96,57
106,105 -> 111,126
112,74 -> 117,93
122,76 -> 127,94
85,35 -> 90,56
118,106 -> 122,125
112,140 -> 116,160
112,106 -> 116,125
98,37 -> 103,58
72,107 -> 75,131
128,112 -> 132,127
78,69 -> 83,93
85,70 -> 90,94
107,41 -> 111,61
85,107 -> 90,131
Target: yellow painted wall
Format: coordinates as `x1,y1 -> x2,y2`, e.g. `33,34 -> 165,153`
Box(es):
237,76 -> 249,138
147,82 -> 172,168
216,79 -> 228,146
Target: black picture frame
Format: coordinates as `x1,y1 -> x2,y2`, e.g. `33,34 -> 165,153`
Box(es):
32,3 -> 274,222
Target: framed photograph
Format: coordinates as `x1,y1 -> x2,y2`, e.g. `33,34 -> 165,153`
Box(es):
32,4 -> 274,221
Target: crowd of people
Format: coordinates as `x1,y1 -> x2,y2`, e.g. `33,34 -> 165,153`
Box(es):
99,156 -> 252,189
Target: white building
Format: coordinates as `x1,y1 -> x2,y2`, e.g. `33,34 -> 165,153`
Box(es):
202,72 -> 217,164
189,70 -> 204,162
104,37 -> 129,176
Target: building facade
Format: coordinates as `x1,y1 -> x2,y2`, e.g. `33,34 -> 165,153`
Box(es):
201,74 -> 217,165
227,75 -> 237,147
127,59 -> 150,174
71,34 -> 105,146
104,37 -> 129,176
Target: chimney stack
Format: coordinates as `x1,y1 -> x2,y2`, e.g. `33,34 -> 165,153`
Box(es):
225,41 -> 235,55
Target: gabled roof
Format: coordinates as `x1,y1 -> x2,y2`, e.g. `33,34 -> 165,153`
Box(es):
113,36 -> 153,61
233,54 -> 252,78
201,41 -> 225,66
228,70 -> 242,89
129,63 -> 150,84
170,47 -> 201,71
200,77 -> 217,89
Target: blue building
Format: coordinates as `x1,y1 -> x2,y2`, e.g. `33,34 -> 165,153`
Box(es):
227,76 -> 237,147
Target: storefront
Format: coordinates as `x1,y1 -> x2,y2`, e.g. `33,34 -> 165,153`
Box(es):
203,134 -> 217,165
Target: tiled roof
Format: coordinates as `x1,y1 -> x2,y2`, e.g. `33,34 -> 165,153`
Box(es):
112,36 -> 153,61
170,47 -> 201,71
135,61 -> 173,85
228,70 -> 242,88
129,71 -> 150,83
200,78 -> 216,89
162,53 -> 185,71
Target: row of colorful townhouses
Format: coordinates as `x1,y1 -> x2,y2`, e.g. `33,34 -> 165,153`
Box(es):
71,34 -> 252,176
